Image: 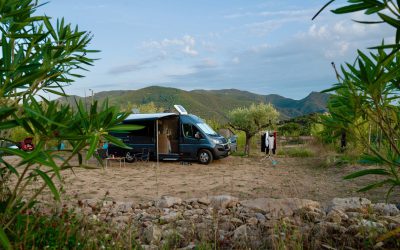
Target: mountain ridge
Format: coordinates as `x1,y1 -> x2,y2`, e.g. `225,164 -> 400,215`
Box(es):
59,86 -> 329,122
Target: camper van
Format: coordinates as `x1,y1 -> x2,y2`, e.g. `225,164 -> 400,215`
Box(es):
108,105 -> 230,164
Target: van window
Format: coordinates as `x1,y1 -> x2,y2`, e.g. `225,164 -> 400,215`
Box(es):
197,123 -> 218,136
182,123 -> 200,138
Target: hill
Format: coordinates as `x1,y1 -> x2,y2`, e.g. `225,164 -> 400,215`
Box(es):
58,86 -> 329,122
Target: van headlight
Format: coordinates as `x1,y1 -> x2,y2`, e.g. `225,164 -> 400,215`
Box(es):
211,138 -> 222,144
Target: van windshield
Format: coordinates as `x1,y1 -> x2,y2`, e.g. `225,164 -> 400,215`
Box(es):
197,123 -> 218,136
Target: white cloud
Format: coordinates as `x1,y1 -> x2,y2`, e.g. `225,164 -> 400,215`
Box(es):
232,57 -> 240,64
308,24 -> 330,39
142,35 -> 198,57
250,43 -> 271,53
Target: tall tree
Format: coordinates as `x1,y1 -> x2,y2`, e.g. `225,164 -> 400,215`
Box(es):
228,103 -> 279,155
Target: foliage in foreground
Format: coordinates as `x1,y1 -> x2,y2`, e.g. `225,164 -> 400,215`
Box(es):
0,1 -> 140,249
315,1 -> 400,198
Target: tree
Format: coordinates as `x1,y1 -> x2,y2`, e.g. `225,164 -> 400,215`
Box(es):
315,0 -> 400,199
228,103 -> 279,155
0,1 -> 138,248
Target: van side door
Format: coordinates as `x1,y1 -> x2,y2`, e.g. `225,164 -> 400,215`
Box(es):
180,123 -> 205,159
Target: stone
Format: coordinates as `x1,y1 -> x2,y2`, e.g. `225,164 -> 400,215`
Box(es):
102,200 -> 114,208
155,196 -> 182,208
219,222 -> 235,231
210,195 -> 239,209
82,199 -> 98,209
161,229 -> 184,239
82,206 -> 93,216
326,209 -> 348,224
233,225 -> 248,241
255,213 -> 266,223
193,209 -> 204,215
160,211 -> 181,223
183,210 -> 194,217
247,217 -> 258,225
181,242 -> 196,250
326,197 -> 371,212
359,219 -> 385,230
144,225 -> 162,244
316,222 -> 347,235
198,197 -> 211,205
111,215 -> 131,226
140,244 -> 158,250
241,198 -> 321,219
373,203 -> 400,216
116,202 -> 133,213
230,217 -> 243,225
381,215 -> 400,225
196,222 -> 214,241
147,206 -> 161,215
185,198 -> 199,204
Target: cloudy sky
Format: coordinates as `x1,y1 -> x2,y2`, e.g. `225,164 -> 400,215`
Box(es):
40,0 -> 393,99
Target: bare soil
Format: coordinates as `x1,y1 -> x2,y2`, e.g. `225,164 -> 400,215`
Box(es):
54,150 -> 399,206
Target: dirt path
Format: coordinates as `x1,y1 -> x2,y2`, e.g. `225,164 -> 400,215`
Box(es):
53,154 -> 399,205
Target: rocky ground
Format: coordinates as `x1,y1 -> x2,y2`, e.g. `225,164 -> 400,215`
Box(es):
35,195 -> 400,249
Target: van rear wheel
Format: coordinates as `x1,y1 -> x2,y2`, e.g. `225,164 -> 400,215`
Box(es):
198,149 -> 213,165
125,151 -> 136,163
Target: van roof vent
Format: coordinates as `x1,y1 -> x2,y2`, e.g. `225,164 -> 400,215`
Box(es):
174,105 -> 188,115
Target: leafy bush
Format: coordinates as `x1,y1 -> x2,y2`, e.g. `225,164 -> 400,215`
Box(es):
316,0 -> 400,198
0,1 -> 139,248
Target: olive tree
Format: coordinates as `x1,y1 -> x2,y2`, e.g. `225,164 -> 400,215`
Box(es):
228,103 -> 279,156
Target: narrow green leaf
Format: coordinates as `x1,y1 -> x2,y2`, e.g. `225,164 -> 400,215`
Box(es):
43,88 -> 68,97
312,0 -> 335,20
332,3 -> 375,14
344,168 -> 390,179
86,134 -> 100,160
108,124 -> 145,132
0,120 -> 19,130
352,19 -> 384,24
321,84 -> 343,93
33,169 -> 60,201
103,134 -> 131,149
364,5 -> 385,15
357,179 -> 392,192
23,106 -> 66,128
43,16 -> 57,40
0,227 -> 12,250
378,13 -> 400,29
0,158 -> 19,176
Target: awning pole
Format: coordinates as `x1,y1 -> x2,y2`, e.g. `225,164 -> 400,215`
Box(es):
156,119 -> 159,197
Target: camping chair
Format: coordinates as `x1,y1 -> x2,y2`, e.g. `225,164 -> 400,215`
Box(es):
136,148 -> 149,162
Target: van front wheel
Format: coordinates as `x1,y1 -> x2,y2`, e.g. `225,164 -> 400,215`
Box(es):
198,149 -> 213,165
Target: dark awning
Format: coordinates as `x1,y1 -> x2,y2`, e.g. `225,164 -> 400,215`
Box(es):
124,113 -> 178,122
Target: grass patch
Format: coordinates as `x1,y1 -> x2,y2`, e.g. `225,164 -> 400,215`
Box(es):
277,147 -> 314,158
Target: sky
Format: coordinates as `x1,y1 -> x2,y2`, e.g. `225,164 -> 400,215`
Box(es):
39,0 -> 393,100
